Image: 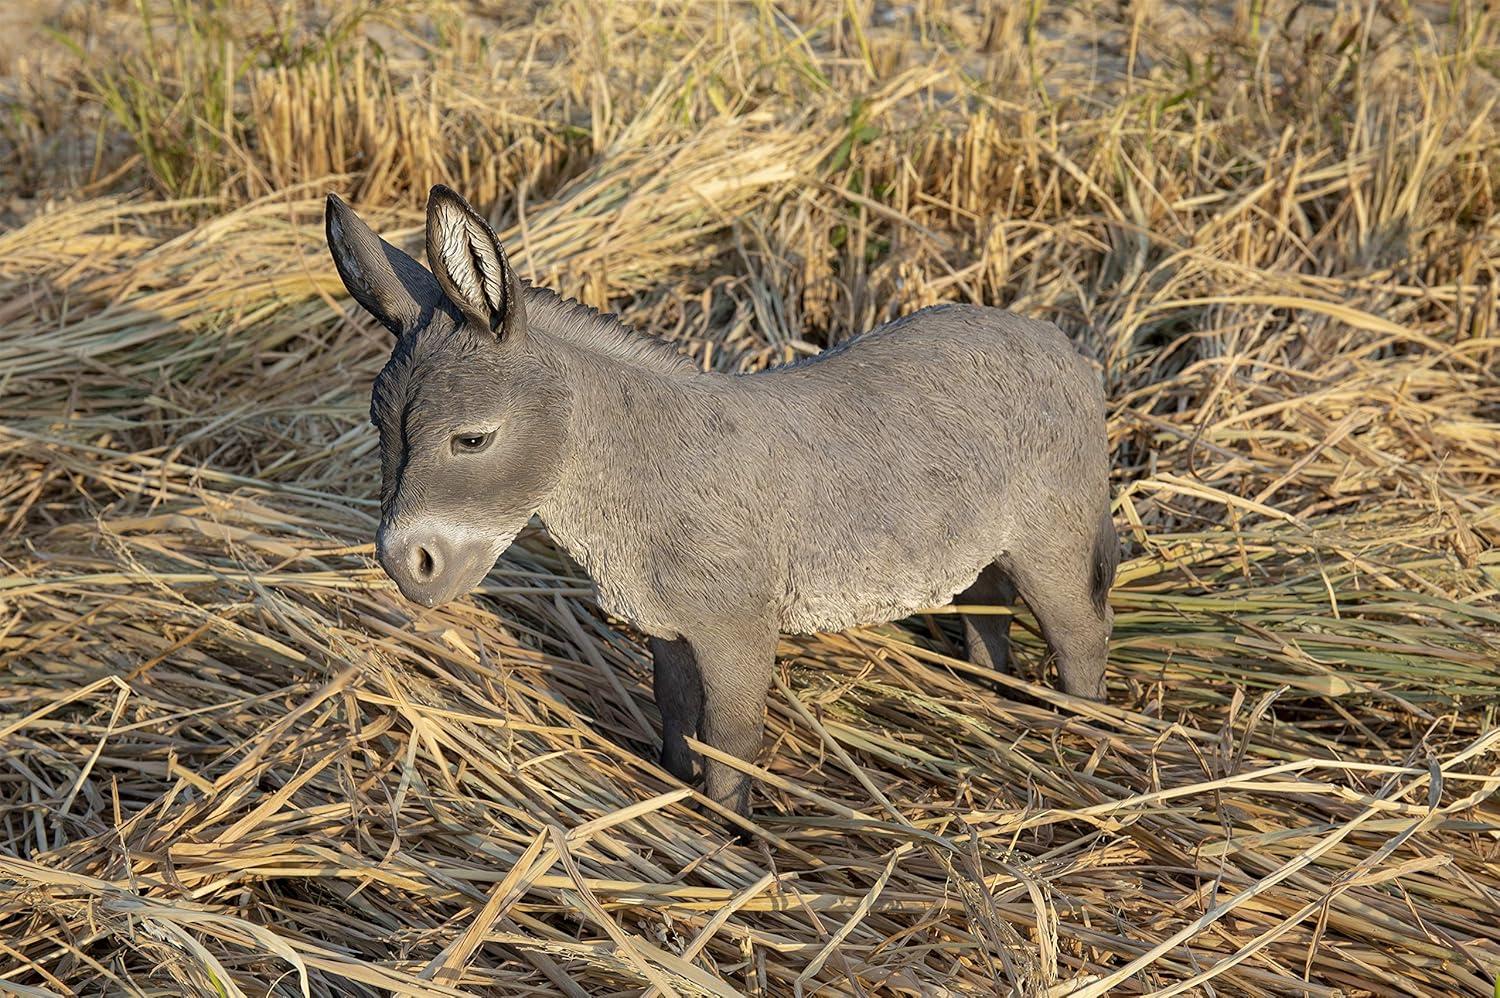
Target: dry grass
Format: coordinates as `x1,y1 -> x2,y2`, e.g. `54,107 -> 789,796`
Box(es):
1,0 -> 1498,995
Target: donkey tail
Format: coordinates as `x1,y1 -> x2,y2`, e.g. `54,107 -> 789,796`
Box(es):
1089,507 -> 1119,616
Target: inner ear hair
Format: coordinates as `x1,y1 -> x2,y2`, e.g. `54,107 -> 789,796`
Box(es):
424,185 -> 525,339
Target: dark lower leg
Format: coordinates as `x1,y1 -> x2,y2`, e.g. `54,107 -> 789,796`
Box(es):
650,636 -> 703,782
959,562 -> 1017,675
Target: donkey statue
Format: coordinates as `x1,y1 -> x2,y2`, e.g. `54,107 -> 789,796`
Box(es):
325,185 -> 1117,818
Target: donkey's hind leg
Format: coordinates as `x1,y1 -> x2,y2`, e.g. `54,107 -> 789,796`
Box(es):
1002,527 -> 1116,701
650,637 -> 703,783
959,562 -> 1018,675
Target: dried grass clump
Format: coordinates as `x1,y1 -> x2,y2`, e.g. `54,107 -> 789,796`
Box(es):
2,1 -> 1498,995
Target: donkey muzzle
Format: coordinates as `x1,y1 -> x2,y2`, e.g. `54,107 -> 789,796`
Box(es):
376,521 -> 496,607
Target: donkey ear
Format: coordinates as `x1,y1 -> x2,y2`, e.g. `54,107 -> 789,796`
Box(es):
424,185 -> 526,341
325,193 -> 445,338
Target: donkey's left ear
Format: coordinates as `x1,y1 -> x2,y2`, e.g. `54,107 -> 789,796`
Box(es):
424,185 -> 526,341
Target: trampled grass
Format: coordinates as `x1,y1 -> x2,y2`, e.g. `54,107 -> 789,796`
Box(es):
1,1 -> 1497,995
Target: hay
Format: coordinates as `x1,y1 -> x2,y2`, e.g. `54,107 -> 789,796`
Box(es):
1,0 -> 1498,994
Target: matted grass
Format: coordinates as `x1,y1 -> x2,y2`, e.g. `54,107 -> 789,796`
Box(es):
1,1 -> 1498,995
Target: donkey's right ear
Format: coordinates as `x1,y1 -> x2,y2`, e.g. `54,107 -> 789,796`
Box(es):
325,193 -> 445,337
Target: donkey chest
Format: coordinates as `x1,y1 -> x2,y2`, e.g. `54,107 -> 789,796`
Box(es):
542,520 -> 684,639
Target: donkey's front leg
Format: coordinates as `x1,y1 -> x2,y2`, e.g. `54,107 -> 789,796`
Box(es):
649,636 -> 702,783
684,623 -> 778,817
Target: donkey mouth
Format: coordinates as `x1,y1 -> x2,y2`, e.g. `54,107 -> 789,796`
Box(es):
376,523 -> 518,608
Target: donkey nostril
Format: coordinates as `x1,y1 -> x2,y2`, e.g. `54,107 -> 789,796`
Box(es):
414,545 -> 436,581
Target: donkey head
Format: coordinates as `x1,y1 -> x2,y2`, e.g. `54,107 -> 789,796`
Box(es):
326,185 -> 570,607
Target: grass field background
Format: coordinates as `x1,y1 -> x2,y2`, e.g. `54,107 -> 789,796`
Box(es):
1,1 -> 1498,994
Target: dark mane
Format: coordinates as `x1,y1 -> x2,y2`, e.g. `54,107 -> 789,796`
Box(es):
524,287 -> 695,375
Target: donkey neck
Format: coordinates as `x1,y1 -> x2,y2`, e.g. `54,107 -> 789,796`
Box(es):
525,287 -> 709,581
532,328 -> 718,595
522,286 -> 697,377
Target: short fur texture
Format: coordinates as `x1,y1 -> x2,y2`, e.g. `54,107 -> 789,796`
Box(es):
326,185 -> 1119,818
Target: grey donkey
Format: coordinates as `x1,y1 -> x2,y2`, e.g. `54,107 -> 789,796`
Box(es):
325,185 -> 1118,819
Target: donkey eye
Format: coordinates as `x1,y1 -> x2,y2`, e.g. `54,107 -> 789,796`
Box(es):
452,431 -> 494,454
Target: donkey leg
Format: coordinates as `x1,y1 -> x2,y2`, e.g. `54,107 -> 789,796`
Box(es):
958,561 -> 1018,675
1004,550 -> 1113,701
684,624 -> 778,818
650,636 -> 703,783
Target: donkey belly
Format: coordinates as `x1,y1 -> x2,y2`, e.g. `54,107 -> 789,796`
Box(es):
772,402 -> 1020,636
779,561 -> 991,634
776,519 -> 1006,635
